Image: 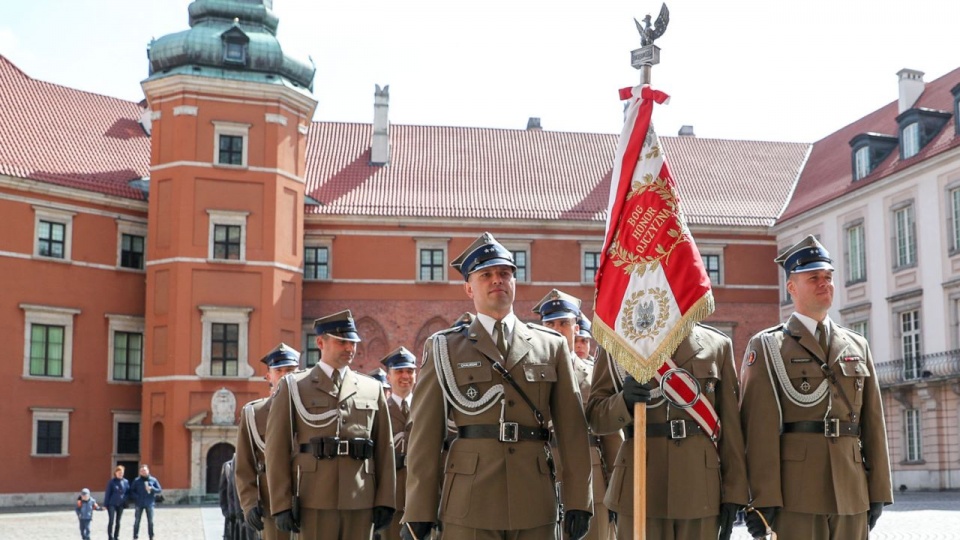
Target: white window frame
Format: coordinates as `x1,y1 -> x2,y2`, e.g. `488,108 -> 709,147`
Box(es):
949,185 -> 960,254
893,203 -> 917,269
416,238 -> 449,282
106,314 -> 145,384
21,304 -> 80,381
502,240 -> 532,283
848,319 -> 869,341
854,146 -> 870,180
197,305 -> 254,378
302,321 -> 320,368
844,221 -> 867,284
904,409 -> 922,462
699,248 -> 724,286
31,408 -> 72,457
900,308 -> 922,380
304,236 -> 333,281
116,219 -> 147,271
207,210 -> 249,262
112,411 -> 142,460
902,122 -> 920,159
33,206 -> 75,261
213,120 -> 250,167
580,242 -> 603,284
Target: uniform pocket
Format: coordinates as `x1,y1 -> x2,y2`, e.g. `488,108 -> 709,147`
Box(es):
523,363 -> 558,383
441,451 -> 479,519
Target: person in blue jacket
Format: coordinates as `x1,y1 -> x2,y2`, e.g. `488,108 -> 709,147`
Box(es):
103,465 -> 130,540
75,488 -> 102,540
129,464 -> 163,540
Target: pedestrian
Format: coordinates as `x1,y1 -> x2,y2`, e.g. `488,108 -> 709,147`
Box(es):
573,316 -> 595,363
379,346 -> 418,540
586,322 -> 749,540
402,232 -> 594,540
236,343 -> 300,540
532,289 -> 622,540
75,487 -> 103,540
129,464 -> 163,540
103,465 -> 129,540
264,310 -> 396,540
740,235 -> 893,539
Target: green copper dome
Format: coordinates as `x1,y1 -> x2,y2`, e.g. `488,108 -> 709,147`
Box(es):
146,0 -> 315,91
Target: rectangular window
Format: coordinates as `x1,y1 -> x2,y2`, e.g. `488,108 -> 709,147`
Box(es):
905,409 -> 922,462
30,324 -> 64,377
218,134 -> 244,165
36,420 -> 63,455
854,147 -> 870,180
901,309 -> 922,380
849,320 -> 869,341
120,234 -> 145,270
511,250 -> 528,282
419,248 -> 445,281
113,331 -> 143,382
38,220 -> 66,259
951,187 -> 960,252
305,246 -> 329,280
894,205 -> 916,268
116,422 -> 140,455
845,223 -> 867,283
583,251 -> 601,283
213,224 -> 242,260
702,254 -> 721,285
305,334 -> 320,368
210,323 -> 239,376
902,123 -> 920,159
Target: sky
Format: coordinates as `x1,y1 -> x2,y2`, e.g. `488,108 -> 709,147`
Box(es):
0,0 -> 957,143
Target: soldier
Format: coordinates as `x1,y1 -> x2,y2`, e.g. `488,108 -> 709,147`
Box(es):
265,310 -> 396,540
532,289 -> 621,540
370,367 -> 393,400
402,232 -> 593,540
586,325 -> 748,540
219,454 -> 253,540
573,316 -> 595,363
380,346 -> 418,540
740,236 -> 893,539
236,343 -> 300,540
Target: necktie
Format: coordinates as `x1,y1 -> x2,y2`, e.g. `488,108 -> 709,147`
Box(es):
401,400 -> 410,418
331,369 -> 342,395
817,322 -> 829,355
496,320 -> 509,359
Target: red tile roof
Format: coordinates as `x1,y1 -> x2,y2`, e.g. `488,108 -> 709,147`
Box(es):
780,67 -> 960,222
0,56 -> 151,199
0,55 -> 809,227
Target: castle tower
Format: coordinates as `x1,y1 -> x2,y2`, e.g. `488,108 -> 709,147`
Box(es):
140,0 -> 316,497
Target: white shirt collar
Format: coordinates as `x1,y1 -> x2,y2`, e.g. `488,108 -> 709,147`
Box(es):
793,312 -> 831,339
317,361 -> 348,381
390,393 -> 411,408
476,311 -> 517,341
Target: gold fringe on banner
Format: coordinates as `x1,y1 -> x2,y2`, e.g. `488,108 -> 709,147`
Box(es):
592,292 -> 715,383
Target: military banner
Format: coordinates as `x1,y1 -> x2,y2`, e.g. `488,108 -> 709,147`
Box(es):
592,84 -> 714,384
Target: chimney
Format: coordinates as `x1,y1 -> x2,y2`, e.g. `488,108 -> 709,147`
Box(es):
897,68 -> 924,114
678,125 -> 695,137
371,84 -> 390,165
526,117 -> 542,130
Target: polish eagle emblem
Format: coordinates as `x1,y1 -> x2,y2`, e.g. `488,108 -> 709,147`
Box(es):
635,3 -> 670,47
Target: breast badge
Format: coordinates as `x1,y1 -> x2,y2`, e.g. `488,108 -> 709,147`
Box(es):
464,384 -> 480,401
746,351 -> 756,366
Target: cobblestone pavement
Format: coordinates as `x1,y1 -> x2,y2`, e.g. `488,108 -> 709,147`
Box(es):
2,491 -> 959,539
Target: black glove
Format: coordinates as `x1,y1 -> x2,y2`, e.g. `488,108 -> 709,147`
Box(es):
608,509 -> 617,524
245,506 -> 263,531
868,502 -> 883,530
400,522 -> 435,540
717,503 -> 740,540
563,510 -> 592,540
273,509 -> 300,533
745,507 -> 776,538
372,506 -> 395,532
622,376 -> 653,409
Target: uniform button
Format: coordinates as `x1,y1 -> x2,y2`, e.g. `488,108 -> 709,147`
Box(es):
508,400 -> 515,407
468,376 -> 474,381
341,404 -> 348,410
618,417 -> 625,423
508,447 -> 516,454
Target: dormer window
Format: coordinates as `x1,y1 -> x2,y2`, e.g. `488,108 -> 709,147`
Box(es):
220,26 -> 250,67
854,147 -> 870,181
849,133 -> 898,181
896,107 -> 950,161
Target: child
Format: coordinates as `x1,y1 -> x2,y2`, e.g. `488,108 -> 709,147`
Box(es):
75,488 -> 103,540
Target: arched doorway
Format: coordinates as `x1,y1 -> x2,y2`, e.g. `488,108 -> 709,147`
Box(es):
206,442 -> 234,494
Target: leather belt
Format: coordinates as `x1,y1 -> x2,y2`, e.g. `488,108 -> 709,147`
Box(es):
783,420 -> 860,438
623,425 -> 635,439
589,435 -> 602,447
458,424 -> 550,443
647,420 -> 703,439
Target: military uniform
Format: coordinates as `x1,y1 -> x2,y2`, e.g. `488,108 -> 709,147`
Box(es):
265,312 -> 396,540
379,347 -> 418,540
586,325 -> 749,540
740,235 -> 893,539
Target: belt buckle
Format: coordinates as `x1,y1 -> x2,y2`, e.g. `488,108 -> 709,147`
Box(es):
824,418 -> 840,438
499,422 -> 519,443
338,439 -> 351,456
669,419 -> 687,439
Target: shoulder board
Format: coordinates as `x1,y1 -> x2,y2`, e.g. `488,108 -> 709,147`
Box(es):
435,326 -> 464,336
242,397 -> 267,409
759,323 -> 786,335
526,322 -> 562,337
695,323 -> 727,337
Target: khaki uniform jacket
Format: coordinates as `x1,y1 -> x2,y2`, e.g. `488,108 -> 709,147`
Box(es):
265,366 -> 396,514
236,397 -> 272,516
739,315 -> 894,514
586,326 -> 750,519
404,318 -> 593,530
388,397 -> 412,512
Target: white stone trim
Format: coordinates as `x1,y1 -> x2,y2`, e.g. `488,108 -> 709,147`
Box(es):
30,407 -> 73,457
415,237 -> 449,282
578,241 -> 603,284
207,210 -> 249,262
173,105 -> 199,116
33,205 -> 75,261
20,304 -> 80,381
212,120 -> 251,168
502,240 -> 532,283
304,235 -> 334,281
115,218 -> 148,270
198,305 -> 255,378
265,113 -> 288,126
106,314 -> 145,383
112,411 -> 142,461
